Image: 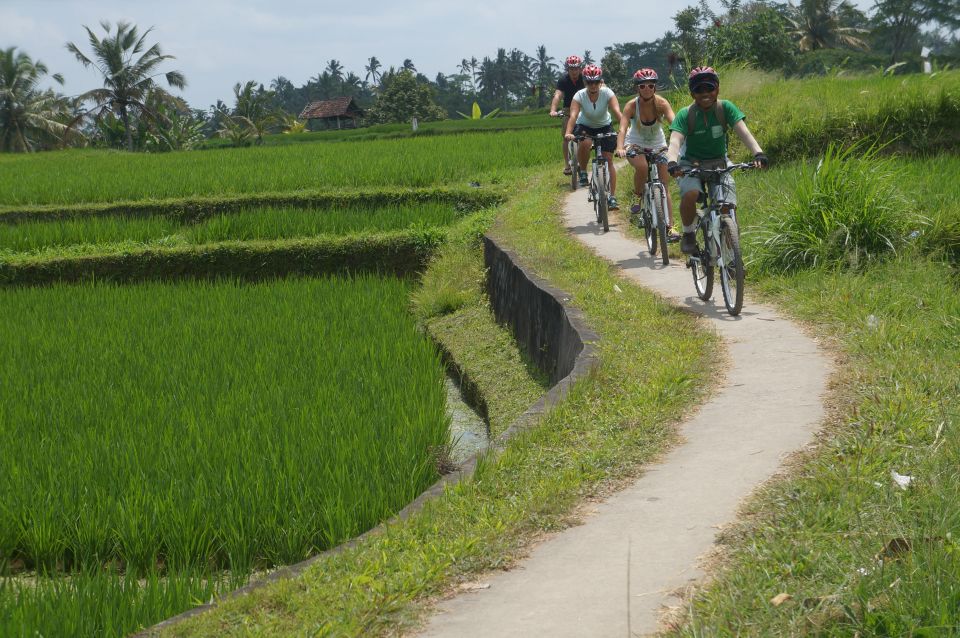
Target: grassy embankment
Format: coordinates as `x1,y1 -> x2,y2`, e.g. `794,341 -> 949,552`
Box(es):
667,151 -> 960,636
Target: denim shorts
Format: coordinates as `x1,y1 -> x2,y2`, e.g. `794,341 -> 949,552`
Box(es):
678,159 -> 737,205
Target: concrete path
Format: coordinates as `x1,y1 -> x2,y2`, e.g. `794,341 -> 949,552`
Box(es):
417,187 -> 831,638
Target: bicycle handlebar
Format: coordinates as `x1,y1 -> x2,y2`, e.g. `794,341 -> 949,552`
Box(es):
573,132 -> 618,141
679,162 -> 755,177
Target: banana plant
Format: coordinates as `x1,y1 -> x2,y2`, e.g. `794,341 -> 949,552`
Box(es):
456,101 -> 500,120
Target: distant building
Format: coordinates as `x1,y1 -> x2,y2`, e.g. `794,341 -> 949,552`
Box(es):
298,96 -> 364,130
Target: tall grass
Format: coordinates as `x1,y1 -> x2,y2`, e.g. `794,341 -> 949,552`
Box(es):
660,69 -> 960,161
0,203 -> 460,256
738,152 -> 960,272
0,276 -> 447,574
0,129 -> 557,206
746,142 -> 912,273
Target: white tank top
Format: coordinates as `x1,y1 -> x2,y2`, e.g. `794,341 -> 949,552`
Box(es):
574,86 -> 615,128
625,96 -> 667,149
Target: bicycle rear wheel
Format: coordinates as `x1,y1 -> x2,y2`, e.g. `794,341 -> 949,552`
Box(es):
718,217 -> 744,315
653,183 -> 669,265
691,221 -> 714,301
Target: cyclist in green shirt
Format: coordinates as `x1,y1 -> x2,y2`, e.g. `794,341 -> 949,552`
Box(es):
666,66 -> 768,254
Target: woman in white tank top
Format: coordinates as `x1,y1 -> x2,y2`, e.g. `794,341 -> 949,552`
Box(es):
615,69 -> 678,235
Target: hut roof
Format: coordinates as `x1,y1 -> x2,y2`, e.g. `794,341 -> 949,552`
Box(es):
298,96 -> 362,119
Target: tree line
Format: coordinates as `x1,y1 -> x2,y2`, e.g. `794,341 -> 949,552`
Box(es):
2,0 -> 957,153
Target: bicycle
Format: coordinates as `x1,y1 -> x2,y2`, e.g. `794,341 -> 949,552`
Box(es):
574,131 -> 618,233
626,148 -> 670,265
680,162 -> 754,316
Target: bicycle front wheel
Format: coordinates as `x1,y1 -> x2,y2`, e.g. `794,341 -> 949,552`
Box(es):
691,221 -> 714,301
568,141 -> 579,191
653,183 -> 669,265
596,165 -> 609,232
642,192 -> 657,255
718,217 -> 744,315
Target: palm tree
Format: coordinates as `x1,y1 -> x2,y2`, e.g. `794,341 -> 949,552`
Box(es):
402,58 -> 417,73
458,57 -> 479,94
787,0 -> 869,51
325,59 -> 344,82
66,20 -> 186,151
364,56 -> 382,86
0,47 -> 71,152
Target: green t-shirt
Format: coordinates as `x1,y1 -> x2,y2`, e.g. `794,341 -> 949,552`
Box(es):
669,100 -> 746,161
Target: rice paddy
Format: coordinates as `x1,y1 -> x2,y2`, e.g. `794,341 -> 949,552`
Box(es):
0,275 -> 450,634
0,128 -> 557,206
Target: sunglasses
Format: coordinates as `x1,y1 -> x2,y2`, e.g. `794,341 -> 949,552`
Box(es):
636,82 -> 656,89
692,83 -> 717,94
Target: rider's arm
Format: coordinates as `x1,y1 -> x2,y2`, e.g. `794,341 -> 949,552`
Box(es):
550,89 -> 563,116
732,120 -> 762,155
658,95 -> 676,125
666,131 -> 684,164
565,100 -> 581,138
616,99 -> 634,154
608,94 -> 623,126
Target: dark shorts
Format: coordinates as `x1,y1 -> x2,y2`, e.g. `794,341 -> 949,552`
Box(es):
573,124 -> 616,154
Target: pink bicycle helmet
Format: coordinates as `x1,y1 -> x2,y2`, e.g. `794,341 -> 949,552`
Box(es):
582,64 -> 603,82
633,68 -> 658,83
564,55 -> 584,69
688,66 -> 719,91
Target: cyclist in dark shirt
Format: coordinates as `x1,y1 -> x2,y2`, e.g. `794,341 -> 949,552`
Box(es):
550,55 -> 586,175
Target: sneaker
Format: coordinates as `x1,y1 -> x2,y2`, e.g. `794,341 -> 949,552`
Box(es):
680,232 -> 699,254
579,171 -> 588,187
630,203 -> 642,215
607,195 -> 619,211
563,165 -> 573,175
666,229 -> 681,243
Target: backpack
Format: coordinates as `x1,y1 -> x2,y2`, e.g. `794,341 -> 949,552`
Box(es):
685,100 -> 729,137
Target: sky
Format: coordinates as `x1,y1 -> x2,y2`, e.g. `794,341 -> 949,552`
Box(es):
1,0 -> 879,110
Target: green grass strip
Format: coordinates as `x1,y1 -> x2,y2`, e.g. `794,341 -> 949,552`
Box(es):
0,187 -> 502,223
0,203 -> 460,256
160,166 -> 718,637
0,230 -> 444,286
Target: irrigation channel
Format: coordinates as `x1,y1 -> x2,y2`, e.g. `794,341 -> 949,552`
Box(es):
418,178 -> 832,637
445,375 -> 491,464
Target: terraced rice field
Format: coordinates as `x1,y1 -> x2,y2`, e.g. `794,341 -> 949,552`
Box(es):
0,275 -> 449,634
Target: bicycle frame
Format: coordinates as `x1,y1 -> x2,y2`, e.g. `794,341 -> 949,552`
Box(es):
575,131 -> 617,232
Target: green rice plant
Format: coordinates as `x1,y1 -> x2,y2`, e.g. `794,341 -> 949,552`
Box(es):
0,129 -> 556,207
0,276 -> 448,585
0,568 -> 243,637
0,203 -> 459,256
747,141 -> 913,273
186,203 -> 458,243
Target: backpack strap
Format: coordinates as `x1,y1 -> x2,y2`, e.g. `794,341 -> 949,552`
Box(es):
685,100 -> 728,137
